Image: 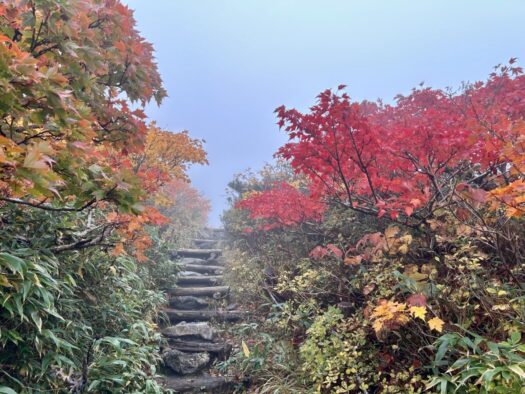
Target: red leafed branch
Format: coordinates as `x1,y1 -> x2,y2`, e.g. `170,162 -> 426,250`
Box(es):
236,182 -> 325,230
237,62 -> 525,232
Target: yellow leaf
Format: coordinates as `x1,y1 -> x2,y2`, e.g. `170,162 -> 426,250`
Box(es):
399,234 -> 413,244
0,274 -> 12,287
372,320 -> 384,334
428,317 -> 444,332
384,226 -> 400,240
398,244 -> 409,254
241,340 -> 250,357
409,306 -> 427,321
408,271 -> 428,282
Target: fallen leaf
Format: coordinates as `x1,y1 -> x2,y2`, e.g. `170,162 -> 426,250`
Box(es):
344,255 -> 362,266
409,306 -> 427,321
407,293 -> 427,307
241,340 -> 250,357
428,317 -> 444,332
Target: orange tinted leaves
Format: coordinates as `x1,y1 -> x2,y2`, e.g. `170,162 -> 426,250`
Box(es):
371,300 -> 409,338
344,255 -> 363,266
132,125 -> 208,193
114,40 -> 127,54
23,142 -> 55,170
106,212 -> 119,222
142,206 -> 169,226
127,219 -> 141,233
489,179 -> 525,217
111,242 -> 126,257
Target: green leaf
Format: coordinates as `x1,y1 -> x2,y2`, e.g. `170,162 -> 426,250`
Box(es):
0,253 -> 26,277
31,310 -> 42,333
0,387 -> 17,394
449,358 -> 469,371
22,281 -> 31,301
508,365 -> 525,379
13,295 -> 24,320
481,367 -> 504,383
435,336 -> 452,365
487,341 -> 500,356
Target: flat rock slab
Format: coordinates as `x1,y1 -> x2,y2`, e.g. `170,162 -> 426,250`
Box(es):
163,349 -> 210,375
170,285 -> 229,297
193,239 -> 219,248
161,374 -> 234,393
174,248 -> 222,259
167,339 -> 232,360
165,308 -> 245,323
177,275 -> 223,286
178,264 -> 224,274
193,238 -> 219,244
180,258 -> 208,265
162,322 -> 217,341
179,271 -> 202,276
170,296 -> 209,310
180,258 -> 224,267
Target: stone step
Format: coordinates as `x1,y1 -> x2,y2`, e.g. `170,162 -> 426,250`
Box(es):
167,339 -> 232,360
179,271 -> 204,276
193,239 -> 219,247
179,257 -> 224,266
179,264 -> 224,274
164,308 -> 244,323
170,285 -> 229,297
177,275 -> 223,286
163,348 -> 210,375
169,296 -> 209,310
162,322 -> 217,341
160,374 -> 234,393
174,248 -> 222,259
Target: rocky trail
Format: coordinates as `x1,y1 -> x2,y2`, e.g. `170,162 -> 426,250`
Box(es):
158,230 -> 244,393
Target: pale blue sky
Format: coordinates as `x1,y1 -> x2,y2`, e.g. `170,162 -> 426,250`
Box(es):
124,0 -> 525,226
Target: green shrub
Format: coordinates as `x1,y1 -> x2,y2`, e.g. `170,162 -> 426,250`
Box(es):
0,207 -> 169,392
428,331 -> 525,393
299,307 -> 378,393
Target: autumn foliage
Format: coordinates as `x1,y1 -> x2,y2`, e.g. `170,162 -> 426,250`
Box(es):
237,182 -> 324,230
0,0 -> 208,261
240,62 -> 525,228
0,1 -> 208,392
0,0 -> 165,207
228,61 -> 525,392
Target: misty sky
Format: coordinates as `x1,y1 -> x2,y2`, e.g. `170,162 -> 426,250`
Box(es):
124,0 -> 525,226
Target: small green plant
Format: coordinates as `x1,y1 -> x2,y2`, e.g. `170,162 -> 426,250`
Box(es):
427,330 -> 525,393
299,307 -> 378,393
87,323 -> 165,393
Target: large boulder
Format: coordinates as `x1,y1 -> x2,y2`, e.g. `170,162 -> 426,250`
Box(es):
163,349 -> 210,375
170,296 -> 209,309
162,322 -> 217,341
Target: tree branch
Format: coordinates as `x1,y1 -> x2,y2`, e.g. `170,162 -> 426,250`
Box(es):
0,197 -> 97,212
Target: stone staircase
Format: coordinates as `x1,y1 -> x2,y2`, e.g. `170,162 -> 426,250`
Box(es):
158,231 -> 242,393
